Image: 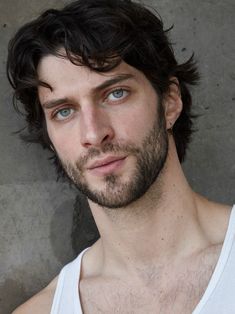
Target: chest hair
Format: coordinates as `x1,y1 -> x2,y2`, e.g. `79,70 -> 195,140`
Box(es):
79,246 -> 220,314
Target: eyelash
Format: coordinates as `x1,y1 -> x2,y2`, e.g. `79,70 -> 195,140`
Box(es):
52,107 -> 75,121
104,87 -> 129,103
50,87 -> 130,121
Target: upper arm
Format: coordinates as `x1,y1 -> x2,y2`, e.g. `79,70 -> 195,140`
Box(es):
12,276 -> 58,314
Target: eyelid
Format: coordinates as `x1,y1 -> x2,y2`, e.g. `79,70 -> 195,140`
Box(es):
51,105 -> 75,121
104,86 -> 130,101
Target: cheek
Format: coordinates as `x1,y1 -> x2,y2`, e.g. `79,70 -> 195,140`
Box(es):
47,123 -> 81,161
114,100 -> 158,142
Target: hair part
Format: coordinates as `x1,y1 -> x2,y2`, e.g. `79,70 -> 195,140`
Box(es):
7,0 -> 199,179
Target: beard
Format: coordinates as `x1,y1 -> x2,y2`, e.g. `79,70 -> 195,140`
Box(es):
61,105 -> 168,209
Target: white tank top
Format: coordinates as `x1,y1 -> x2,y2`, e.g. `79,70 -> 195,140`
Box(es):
51,205 -> 235,314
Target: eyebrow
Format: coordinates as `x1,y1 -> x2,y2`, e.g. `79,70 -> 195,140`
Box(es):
41,73 -> 135,109
42,98 -> 70,109
92,73 -> 134,93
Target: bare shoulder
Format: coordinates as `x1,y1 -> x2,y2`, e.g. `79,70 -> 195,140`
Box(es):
12,276 -> 58,314
196,193 -> 233,244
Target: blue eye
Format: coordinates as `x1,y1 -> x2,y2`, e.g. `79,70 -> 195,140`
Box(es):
112,89 -> 124,98
55,108 -> 74,120
107,89 -> 128,101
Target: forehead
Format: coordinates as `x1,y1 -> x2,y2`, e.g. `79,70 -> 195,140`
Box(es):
37,55 -> 146,91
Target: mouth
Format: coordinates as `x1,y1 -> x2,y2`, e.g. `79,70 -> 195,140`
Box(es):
87,156 -> 127,176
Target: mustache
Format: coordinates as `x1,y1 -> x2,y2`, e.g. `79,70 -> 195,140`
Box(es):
75,142 -> 140,170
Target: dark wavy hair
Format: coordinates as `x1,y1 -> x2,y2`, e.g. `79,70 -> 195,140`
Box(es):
7,0 -> 199,177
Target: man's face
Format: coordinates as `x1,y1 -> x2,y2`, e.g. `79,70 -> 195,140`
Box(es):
38,56 -> 168,208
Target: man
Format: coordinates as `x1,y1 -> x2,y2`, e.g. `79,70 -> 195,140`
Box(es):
7,0 -> 234,313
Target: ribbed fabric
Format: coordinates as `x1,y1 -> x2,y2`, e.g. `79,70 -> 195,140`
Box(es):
50,247 -> 89,314
51,205 -> 235,314
193,205 -> 235,314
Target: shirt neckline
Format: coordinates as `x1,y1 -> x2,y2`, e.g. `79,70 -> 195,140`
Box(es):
75,247 -> 90,314
193,204 -> 235,313
74,205 -> 235,314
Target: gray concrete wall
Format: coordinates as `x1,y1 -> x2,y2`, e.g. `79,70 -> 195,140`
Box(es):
0,0 -> 234,313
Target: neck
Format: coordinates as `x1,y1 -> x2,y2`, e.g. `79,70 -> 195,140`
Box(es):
88,143 -> 208,276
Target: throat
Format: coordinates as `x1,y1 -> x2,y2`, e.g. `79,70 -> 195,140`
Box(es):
93,203 -> 204,274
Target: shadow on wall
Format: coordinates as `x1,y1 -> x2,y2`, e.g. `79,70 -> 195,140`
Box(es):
50,192 -> 99,262
0,193 -> 98,314
50,198 -> 76,265
71,193 -> 100,255
0,278 -> 27,314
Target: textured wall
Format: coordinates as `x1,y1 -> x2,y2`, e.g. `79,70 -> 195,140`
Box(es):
0,0 -> 234,313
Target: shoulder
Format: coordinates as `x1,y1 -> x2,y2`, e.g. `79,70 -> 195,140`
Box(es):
12,276 -> 58,314
196,194 -> 233,244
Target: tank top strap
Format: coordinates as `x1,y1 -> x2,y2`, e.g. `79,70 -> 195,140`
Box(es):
51,247 -> 90,314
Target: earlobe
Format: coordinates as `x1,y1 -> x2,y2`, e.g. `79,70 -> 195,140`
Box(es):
163,77 -> 183,130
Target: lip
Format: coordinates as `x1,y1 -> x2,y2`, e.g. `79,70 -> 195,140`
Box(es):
87,155 -> 127,176
88,156 -> 127,170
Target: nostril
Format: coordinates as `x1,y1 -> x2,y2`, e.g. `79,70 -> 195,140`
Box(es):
102,134 -> 110,142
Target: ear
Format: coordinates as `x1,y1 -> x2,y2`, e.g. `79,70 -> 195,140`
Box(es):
163,77 -> 183,130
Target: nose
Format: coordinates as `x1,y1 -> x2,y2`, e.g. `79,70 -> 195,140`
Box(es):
79,105 -> 115,148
